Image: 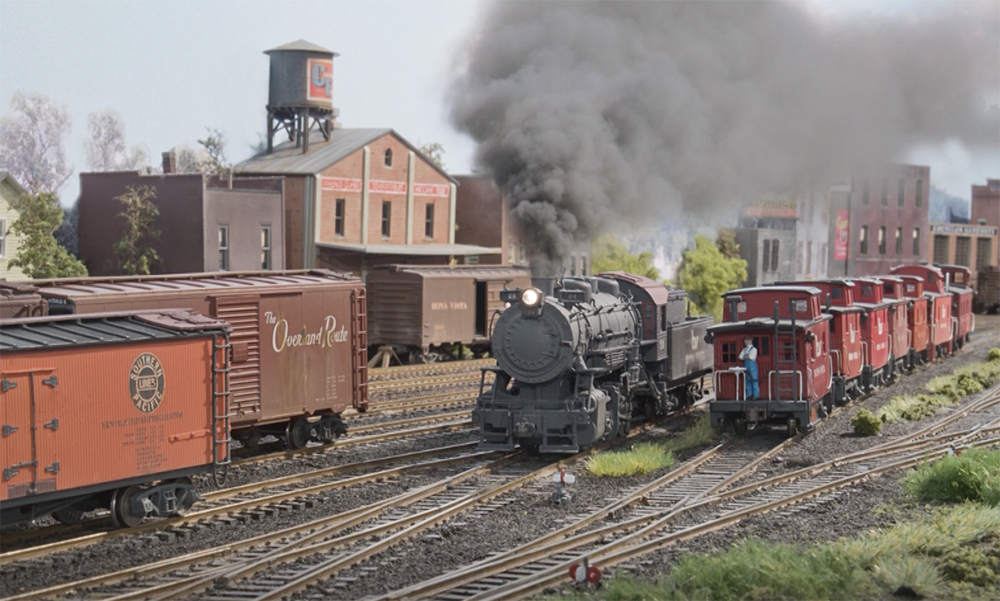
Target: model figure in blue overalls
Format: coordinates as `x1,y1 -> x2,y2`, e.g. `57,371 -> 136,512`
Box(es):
739,336 -> 760,400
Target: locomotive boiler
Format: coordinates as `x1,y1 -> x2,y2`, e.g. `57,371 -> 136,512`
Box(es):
474,274 -> 713,453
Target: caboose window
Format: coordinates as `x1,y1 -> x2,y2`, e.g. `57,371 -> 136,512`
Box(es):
831,287 -> 843,299
722,342 -> 737,363
883,283 -> 893,296
753,336 -> 770,356
862,284 -> 873,297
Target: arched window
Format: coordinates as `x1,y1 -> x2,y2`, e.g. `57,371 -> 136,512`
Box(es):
384,148 -> 393,167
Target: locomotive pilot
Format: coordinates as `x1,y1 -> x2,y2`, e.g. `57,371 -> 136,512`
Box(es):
739,336 -> 760,400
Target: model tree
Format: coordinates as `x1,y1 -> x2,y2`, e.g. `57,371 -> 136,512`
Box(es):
678,234 -> 747,320
7,192 -> 87,278
591,234 -> 660,280
113,186 -> 160,275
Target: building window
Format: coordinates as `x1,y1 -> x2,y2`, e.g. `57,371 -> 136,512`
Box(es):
762,238 -> 771,272
520,244 -> 527,264
863,177 -> 870,204
771,239 -> 779,272
897,178 -> 905,207
381,201 -> 392,238
384,148 -> 393,167
425,203 -> 434,239
976,237 -> 992,268
860,226 -> 868,255
881,178 -> 888,206
979,218 -> 988,226
218,225 -> 229,271
878,226 -> 886,255
0,218 -> 6,258
335,198 -> 345,237
895,227 -> 902,255
933,235 -> 950,264
913,228 -> 920,255
955,236 -> 971,267
915,179 -> 923,207
580,256 -> 587,275
570,256 -> 577,276
261,226 -> 272,270
465,255 -> 479,265
509,242 -> 516,264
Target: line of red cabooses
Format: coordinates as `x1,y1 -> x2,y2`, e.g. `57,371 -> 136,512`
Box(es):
709,263 -> 975,435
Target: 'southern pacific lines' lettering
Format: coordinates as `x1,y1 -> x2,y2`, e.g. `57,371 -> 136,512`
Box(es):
271,315 -> 349,353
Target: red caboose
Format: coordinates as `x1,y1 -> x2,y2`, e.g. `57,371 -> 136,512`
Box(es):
709,286 -> 832,436
897,275 -> 931,363
772,280 -> 865,401
936,264 -> 975,348
891,264 -> 954,360
847,278 -> 892,388
874,276 -> 913,374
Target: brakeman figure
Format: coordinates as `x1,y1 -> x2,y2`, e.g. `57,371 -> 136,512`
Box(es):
738,336 -> 760,400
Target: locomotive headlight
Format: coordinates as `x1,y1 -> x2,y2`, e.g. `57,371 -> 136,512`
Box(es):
521,288 -> 541,307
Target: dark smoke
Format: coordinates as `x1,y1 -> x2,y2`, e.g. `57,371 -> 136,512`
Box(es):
449,1 -> 1000,272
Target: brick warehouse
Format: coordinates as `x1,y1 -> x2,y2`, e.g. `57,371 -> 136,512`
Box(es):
237,41 -> 500,278
926,179 -> 999,284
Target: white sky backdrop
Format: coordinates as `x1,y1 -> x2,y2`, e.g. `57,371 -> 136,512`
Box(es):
1,0 -> 995,207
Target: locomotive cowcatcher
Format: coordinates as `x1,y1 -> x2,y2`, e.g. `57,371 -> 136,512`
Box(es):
709,286 -> 833,436
474,274 -> 712,453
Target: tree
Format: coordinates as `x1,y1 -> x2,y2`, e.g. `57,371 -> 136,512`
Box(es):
54,201 -> 80,257
419,142 -> 446,169
83,109 -> 147,171
112,186 -> 160,275
716,227 -> 741,259
174,146 -> 205,173
197,128 -> 229,175
591,234 -> 659,280
0,92 -> 73,194
678,234 -> 747,320
8,192 -> 87,278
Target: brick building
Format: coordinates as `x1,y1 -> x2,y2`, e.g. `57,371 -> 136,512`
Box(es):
926,179 -> 998,282
78,154 -> 285,276
827,164 -> 930,278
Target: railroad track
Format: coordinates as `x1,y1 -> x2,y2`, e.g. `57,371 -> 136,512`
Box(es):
367,358 -> 496,382
377,384 -> 1000,601
0,443 -> 486,567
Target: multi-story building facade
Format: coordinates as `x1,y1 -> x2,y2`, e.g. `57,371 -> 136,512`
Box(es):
926,179 -> 998,286
735,197 -> 798,286
0,171 -> 27,281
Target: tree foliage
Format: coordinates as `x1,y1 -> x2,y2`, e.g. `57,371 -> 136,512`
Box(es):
197,128 -> 229,175
0,92 -> 73,194
678,234 -> 747,320
54,201 -> 80,257
419,142 -> 446,169
591,234 -> 659,280
716,227 -> 741,259
112,186 -> 160,275
8,192 -> 87,278
83,109 -> 147,171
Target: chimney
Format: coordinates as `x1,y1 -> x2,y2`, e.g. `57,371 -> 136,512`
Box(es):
162,151 -> 177,174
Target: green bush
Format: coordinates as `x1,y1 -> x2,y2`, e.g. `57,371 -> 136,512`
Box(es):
851,408 -> 882,436
584,442 -> 674,477
988,347 -> 1000,362
903,448 -> 1000,506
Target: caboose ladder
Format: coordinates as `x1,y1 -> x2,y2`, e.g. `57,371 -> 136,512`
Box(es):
773,300 -> 799,400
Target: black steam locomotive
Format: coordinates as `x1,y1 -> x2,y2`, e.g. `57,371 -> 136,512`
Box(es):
474,273 -> 714,453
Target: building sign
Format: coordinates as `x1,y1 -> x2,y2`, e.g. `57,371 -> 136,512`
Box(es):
744,197 -> 797,218
929,223 -> 998,236
307,58 -> 333,103
321,177 -> 449,197
834,209 -> 850,260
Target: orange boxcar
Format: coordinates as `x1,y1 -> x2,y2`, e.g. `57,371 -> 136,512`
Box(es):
1,310 -> 229,527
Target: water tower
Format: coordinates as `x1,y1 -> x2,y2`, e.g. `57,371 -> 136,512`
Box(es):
264,40 -> 341,154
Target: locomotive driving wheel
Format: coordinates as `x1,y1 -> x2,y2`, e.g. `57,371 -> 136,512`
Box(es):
110,486 -> 144,528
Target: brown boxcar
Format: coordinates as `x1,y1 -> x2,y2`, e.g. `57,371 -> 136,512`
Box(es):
366,265 -> 531,364
0,280 -> 48,319
1,310 -> 229,527
28,270 -> 367,448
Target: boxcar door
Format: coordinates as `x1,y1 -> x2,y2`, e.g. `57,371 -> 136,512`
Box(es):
0,370 -> 58,502
212,296 -> 262,422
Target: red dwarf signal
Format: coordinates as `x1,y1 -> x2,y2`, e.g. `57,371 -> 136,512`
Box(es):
568,561 -> 601,584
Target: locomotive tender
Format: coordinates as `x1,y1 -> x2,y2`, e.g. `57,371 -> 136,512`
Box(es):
474,273 -> 713,453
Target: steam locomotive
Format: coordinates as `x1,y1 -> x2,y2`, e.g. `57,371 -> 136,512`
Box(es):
474,273 -> 714,453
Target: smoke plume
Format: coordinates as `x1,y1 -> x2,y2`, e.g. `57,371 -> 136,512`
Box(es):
449,1 -> 999,272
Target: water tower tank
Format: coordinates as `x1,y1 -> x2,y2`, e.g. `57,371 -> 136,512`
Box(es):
265,40 -> 339,110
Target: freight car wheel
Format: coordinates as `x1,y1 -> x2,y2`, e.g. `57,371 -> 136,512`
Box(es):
733,417 -> 748,436
787,418 -> 799,437
53,506 -> 83,525
286,418 -> 311,450
110,486 -> 144,528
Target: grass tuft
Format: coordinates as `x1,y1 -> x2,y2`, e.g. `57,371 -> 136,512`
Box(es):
988,347 -> 1000,362
903,448 -> 1000,507
584,415 -> 716,478
870,358 -> 1000,428
851,407 -> 882,436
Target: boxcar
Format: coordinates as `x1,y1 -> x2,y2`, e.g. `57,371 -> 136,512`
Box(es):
1,310 -> 230,527
28,270 -> 367,449
936,264 -> 975,347
366,265 -> 531,365
872,276 -> 913,375
709,286 -> 833,436
891,264 -> 953,360
0,280 -> 48,319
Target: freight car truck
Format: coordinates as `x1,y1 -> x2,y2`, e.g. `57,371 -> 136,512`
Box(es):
1,310 -> 230,527
23,270 -> 368,449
